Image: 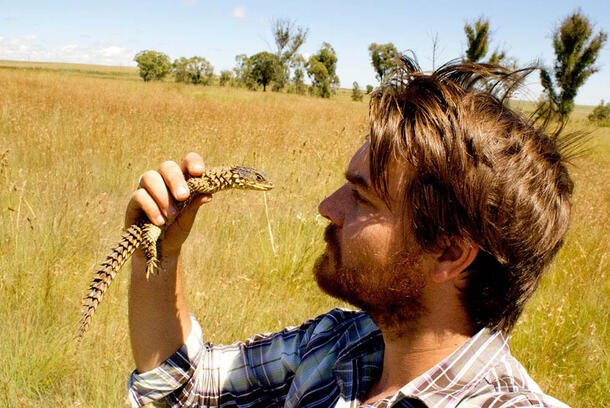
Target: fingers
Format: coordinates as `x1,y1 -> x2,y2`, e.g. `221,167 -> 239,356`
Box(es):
158,160 -> 190,201
180,152 -> 205,177
125,153 -> 209,231
125,188 -> 166,227
139,170 -> 178,219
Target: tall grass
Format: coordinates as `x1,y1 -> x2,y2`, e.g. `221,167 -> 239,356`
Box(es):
0,65 -> 607,407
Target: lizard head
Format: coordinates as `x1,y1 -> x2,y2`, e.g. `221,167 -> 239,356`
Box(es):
232,166 -> 274,191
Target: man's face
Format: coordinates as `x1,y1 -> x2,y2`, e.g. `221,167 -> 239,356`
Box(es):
314,142 -> 429,328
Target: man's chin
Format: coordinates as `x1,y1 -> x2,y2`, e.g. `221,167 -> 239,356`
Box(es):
313,251 -> 349,301
313,250 -> 427,331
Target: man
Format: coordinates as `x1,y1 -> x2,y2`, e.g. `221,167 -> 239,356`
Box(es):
126,58 -> 573,407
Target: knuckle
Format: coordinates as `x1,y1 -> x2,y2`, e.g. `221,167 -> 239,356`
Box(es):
158,160 -> 177,173
185,152 -> 201,161
132,188 -> 148,202
141,169 -> 157,182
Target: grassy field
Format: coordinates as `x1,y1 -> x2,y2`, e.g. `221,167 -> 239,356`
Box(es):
0,62 -> 607,407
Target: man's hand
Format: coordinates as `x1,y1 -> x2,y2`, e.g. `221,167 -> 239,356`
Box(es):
128,152 -> 208,372
125,152 -> 211,257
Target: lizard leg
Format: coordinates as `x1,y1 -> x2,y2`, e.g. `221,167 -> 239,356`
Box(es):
141,223 -> 163,278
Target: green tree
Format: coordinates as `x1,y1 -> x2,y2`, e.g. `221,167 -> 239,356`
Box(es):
219,70 -> 233,86
368,43 -> 398,82
291,68 -> 307,95
134,50 -> 172,81
233,54 -> 256,89
249,52 -> 278,91
539,11 -> 607,120
366,84 -> 374,94
464,18 -> 489,62
463,17 -> 506,65
351,81 -> 363,102
271,18 -> 308,91
173,57 -> 214,85
588,100 -> 610,126
307,42 -> 339,98
289,54 -> 307,95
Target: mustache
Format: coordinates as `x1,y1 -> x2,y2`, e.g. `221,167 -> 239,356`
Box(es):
324,223 -> 339,245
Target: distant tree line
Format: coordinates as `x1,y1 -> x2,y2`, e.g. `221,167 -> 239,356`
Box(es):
133,10 -> 606,116
134,19 -> 344,99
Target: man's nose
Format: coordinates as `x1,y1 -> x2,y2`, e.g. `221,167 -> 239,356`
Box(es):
318,184 -> 349,228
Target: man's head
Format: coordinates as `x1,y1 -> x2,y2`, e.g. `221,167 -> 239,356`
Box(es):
316,56 -> 574,333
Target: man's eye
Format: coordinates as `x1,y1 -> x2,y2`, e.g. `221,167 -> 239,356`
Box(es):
351,189 -> 369,205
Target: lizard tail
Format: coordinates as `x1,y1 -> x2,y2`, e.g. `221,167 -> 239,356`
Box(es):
77,224 -> 142,347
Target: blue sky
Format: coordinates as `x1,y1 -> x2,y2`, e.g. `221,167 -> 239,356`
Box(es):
1,0 -> 608,105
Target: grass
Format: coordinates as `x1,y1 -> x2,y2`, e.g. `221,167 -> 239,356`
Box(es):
0,62 -> 607,407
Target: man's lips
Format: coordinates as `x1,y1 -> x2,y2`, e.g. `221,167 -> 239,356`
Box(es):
323,224 -> 340,259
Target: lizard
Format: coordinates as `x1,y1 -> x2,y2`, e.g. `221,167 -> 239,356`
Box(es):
78,165 -> 274,346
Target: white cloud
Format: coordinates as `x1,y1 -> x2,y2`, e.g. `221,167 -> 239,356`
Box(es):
24,34 -> 37,40
183,0 -> 197,6
231,6 -> 246,19
0,36 -> 4,42
0,37 -> 136,66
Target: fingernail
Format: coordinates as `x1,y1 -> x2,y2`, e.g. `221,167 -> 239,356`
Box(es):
177,186 -> 189,198
193,164 -> 204,172
155,215 -> 166,225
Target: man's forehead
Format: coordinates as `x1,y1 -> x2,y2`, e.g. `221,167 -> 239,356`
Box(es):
347,141 -> 409,201
347,142 -> 371,179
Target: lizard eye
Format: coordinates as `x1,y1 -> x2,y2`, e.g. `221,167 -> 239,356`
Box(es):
256,174 -> 262,181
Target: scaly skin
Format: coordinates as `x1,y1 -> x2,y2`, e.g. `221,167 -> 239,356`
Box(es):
78,165 -> 273,346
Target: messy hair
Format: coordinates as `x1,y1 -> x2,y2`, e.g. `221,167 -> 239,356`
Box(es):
368,56 -> 577,333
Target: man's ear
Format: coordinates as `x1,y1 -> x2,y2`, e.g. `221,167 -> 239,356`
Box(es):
430,238 -> 479,283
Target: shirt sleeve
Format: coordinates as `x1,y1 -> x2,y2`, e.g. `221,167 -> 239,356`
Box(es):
127,311 -> 341,407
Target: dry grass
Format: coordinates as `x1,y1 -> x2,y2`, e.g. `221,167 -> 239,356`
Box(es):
0,64 -> 607,407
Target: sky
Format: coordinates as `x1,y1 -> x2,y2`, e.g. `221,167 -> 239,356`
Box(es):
1,0 -> 608,105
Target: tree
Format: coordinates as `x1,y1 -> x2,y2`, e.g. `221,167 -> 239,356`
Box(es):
351,82 -> 363,102
249,52 -> 278,91
219,70 -> 233,86
173,57 -> 214,85
588,100 -> 610,126
271,18 -> 309,91
368,43 -> 398,82
187,57 -> 214,85
233,54 -> 256,89
134,50 -> 172,81
539,11 -> 607,120
430,32 -> 440,70
463,17 -> 506,65
290,54 -> 307,95
464,18 -> 489,62
366,84 -> 374,94
307,42 -> 339,98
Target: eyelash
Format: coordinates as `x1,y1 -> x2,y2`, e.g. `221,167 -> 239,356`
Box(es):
351,189 -> 369,205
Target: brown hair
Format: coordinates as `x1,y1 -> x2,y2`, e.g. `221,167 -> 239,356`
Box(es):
368,56 -> 575,333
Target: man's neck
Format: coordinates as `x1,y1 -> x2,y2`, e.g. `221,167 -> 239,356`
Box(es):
363,292 -> 473,403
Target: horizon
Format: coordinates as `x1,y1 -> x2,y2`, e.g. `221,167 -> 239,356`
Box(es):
1,0 -> 608,105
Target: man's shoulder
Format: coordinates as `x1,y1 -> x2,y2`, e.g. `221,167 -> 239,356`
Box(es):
243,308 -> 378,349
308,307 -> 375,333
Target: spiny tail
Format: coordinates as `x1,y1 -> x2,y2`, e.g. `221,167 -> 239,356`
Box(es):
77,224 -> 143,347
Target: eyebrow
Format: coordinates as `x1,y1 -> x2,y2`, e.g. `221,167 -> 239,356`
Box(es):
345,171 -> 372,192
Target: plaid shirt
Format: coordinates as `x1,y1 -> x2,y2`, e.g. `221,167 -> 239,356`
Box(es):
128,308 -> 569,407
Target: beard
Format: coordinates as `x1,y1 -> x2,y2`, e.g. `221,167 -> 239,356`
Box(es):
313,224 -> 427,331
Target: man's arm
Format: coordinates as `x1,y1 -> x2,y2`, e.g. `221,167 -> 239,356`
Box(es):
126,153 -> 210,372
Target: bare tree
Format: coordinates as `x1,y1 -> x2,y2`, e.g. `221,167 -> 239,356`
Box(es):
271,18 -> 308,91
430,32 -> 440,70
